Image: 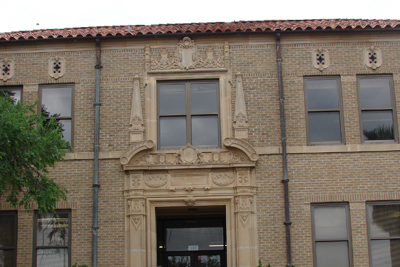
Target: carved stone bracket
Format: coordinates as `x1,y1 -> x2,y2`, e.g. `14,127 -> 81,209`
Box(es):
364,46 -> 382,70
184,196 -> 196,206
129,76 -> 144,142
312,47 -> 330,71
233,73 -> 249,139
120,140 -> 155,166
223,138 -> 259,162
48,56 -> 66,79
0,58 -> 15,81
149,37 -> 226,71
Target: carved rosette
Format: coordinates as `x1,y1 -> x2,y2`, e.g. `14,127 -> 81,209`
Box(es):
364,46 -> 382,70
0,58 -> 15,81
312,47 -> 330,71
212,172 -> 235,186
144,174 -> 168,188
48,57 -> 66,79
149,37 -> 225,71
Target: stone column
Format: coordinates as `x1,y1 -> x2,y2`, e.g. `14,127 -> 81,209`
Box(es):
126,198 -> 146,267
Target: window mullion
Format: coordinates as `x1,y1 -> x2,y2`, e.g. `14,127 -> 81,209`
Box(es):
186,82 -> 191,145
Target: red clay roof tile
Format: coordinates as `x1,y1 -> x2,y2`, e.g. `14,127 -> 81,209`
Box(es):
1,19 -> 399,42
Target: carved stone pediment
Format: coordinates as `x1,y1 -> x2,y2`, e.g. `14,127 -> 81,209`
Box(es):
120,138 -> 258,171
149,37 -> 226,71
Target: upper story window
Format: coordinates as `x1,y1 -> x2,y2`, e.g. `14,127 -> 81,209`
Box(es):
0,87 -> 22,104
33,210 -> 71,267
367,202 -> 400,267
357,75 -> 397,142
304,77 -> 344,145
39,84 -> 74,146
0,211 -> 18,267
158,80 -> 220,149
311,203 -> 353,267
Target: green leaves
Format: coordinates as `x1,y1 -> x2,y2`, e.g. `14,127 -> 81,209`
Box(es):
0,95 -> 72,214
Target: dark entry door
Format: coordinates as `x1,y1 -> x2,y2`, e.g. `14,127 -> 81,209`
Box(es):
157,218 -> 226,267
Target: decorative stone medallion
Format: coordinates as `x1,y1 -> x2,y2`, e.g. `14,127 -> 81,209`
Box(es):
144,174 -> 168,188
48,57 -> 66,79
0,58 -> 15,81
212,172 -> 235,186
364,46 -> 382,70
312,47 -> 330,71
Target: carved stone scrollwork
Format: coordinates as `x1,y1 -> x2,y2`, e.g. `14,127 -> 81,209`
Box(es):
130,174 -> 142,188
223,138 -> 259,162
120,140 -> 155,166
0,58 -> 15,81
144,174 -> 168,188
48,57 -> 66,79
312,47 -> 330,71
364,46 -> 382,70
149,37 -> 225,71
212,172 -> 235,186
128,199 -> 145,214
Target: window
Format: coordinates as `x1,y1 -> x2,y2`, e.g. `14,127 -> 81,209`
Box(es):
39,84 -> 74,146
311,204 -> 352,267
358,75 -> 397,142
158,80 -> 220,149
304,77 -> 344,145
33,210 -> 71,267
0,211 -> 17,267
0,87 -> 22,104
367,202 -> 400,267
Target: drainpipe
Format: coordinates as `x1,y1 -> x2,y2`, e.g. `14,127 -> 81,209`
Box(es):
276,33 -> 293,267
93,39 -> 102,267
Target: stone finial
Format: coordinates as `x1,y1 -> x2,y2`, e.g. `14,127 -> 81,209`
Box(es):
129,76 -> 144,142
233,73 -> 249,139
312,47 -> 330,71
0,58 -> 15,81
364,46 -> 382,70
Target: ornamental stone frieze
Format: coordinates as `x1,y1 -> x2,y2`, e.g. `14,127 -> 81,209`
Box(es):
148,37 -> 227,71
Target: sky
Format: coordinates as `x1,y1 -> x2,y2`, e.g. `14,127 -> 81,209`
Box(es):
1,0 -> 399,33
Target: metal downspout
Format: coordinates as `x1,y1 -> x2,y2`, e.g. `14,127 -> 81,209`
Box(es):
276,33 -> 293,267
93,39 -> 102,267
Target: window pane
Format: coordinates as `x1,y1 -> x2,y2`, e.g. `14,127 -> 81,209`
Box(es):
314,206 -> 347,239
1,89 -> 21,103
0,249 -> 15,267
167,256 -> 190,267
371,240 -> 400,267
307,79 -> 339,110
37,213 -> 69,246
197,255 -> 221,267
191,82 -> 218,114
58,120 -> 72,145
160,117 -> 187,147
315,241 -> 349,267
368,205 -> 400,238
166,227 -> 224,251
309,112 -> 341,143
159,84 -> 186,115
192,116 -> 219,147
36,248 -> 68,267
41,87 -> 72,117
362,111 -> 394,141
359,78 -> 392,109
0,214 -> 16,248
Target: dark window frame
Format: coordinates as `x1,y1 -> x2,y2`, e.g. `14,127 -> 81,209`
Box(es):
157,80 -> 220,150
38,84 -> 75,147
311,203 -> 353,267
366,201 -> 400,267
0,211 -> 18,267
304,76 -> 345,145
32,210 -> 71,267
357,75 -> 398,143
0,86 -> 23,104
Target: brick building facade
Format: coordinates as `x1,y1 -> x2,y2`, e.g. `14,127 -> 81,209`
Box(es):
1,19 -> 400,267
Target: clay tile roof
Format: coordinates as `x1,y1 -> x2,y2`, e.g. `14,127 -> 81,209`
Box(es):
1,19 -> 399,42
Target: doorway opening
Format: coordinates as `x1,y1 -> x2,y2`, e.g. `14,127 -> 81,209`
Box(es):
156,206 -> 227,267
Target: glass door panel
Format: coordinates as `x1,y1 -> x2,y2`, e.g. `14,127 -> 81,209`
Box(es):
197,254 -> 221,267
168,255 -> 191,267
